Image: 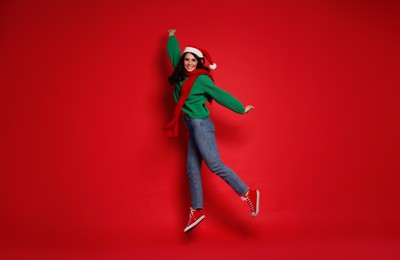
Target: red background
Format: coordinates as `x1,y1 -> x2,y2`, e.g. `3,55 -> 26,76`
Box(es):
1,0 -> 400,259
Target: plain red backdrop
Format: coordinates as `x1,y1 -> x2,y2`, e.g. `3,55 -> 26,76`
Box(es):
1,0 -> 400,259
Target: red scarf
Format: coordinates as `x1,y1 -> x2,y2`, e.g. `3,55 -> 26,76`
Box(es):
164,69 -> 214,137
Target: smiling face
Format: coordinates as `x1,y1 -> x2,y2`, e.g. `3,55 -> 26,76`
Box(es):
183,53 -> 198,72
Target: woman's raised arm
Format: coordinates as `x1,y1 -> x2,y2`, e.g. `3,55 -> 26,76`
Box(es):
167,28 -> 181,68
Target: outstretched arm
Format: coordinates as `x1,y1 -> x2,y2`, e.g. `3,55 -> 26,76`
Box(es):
167,28 -> 181,68
199,75 -> 255,115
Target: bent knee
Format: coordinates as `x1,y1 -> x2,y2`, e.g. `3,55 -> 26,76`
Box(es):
206,159 -> 225,173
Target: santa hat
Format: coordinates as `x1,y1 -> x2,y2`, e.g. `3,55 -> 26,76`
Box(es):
183,46 -> 217,70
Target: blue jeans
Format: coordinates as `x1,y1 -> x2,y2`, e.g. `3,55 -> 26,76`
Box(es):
184,116 -> 249,209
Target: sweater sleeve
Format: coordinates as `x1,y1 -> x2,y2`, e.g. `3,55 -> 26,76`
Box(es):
167,35 -> 181,68
199,75 -> 246,114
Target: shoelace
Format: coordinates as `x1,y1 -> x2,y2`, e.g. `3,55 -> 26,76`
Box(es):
187,209 -> 195,225
243,196 -> 255,212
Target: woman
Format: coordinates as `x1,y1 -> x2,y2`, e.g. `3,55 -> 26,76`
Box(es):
165,28 -> 260,233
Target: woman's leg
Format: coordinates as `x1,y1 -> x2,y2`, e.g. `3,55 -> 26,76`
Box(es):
186,117 -> 249,196
186,133 -> 204,209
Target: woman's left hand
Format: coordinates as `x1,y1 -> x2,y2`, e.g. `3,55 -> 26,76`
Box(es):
244,105 -> 254,113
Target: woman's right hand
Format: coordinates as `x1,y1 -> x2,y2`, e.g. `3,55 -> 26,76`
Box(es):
168,28 -> 176,36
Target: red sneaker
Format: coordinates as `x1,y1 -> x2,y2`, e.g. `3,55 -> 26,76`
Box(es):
184,208 -> 205,233
241,190 -> 260,217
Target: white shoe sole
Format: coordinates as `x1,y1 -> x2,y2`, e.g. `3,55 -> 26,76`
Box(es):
184,215 -> 205,233
252,190 -> 260,217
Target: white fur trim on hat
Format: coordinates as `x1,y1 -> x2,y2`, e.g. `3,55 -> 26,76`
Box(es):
183,47 -> 203,58
209,63 -> 217,70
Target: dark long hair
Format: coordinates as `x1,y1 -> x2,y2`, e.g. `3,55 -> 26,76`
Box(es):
168,52 -> 210,85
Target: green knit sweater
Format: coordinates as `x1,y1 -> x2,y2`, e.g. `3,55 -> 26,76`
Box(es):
168,36 -> 245,119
